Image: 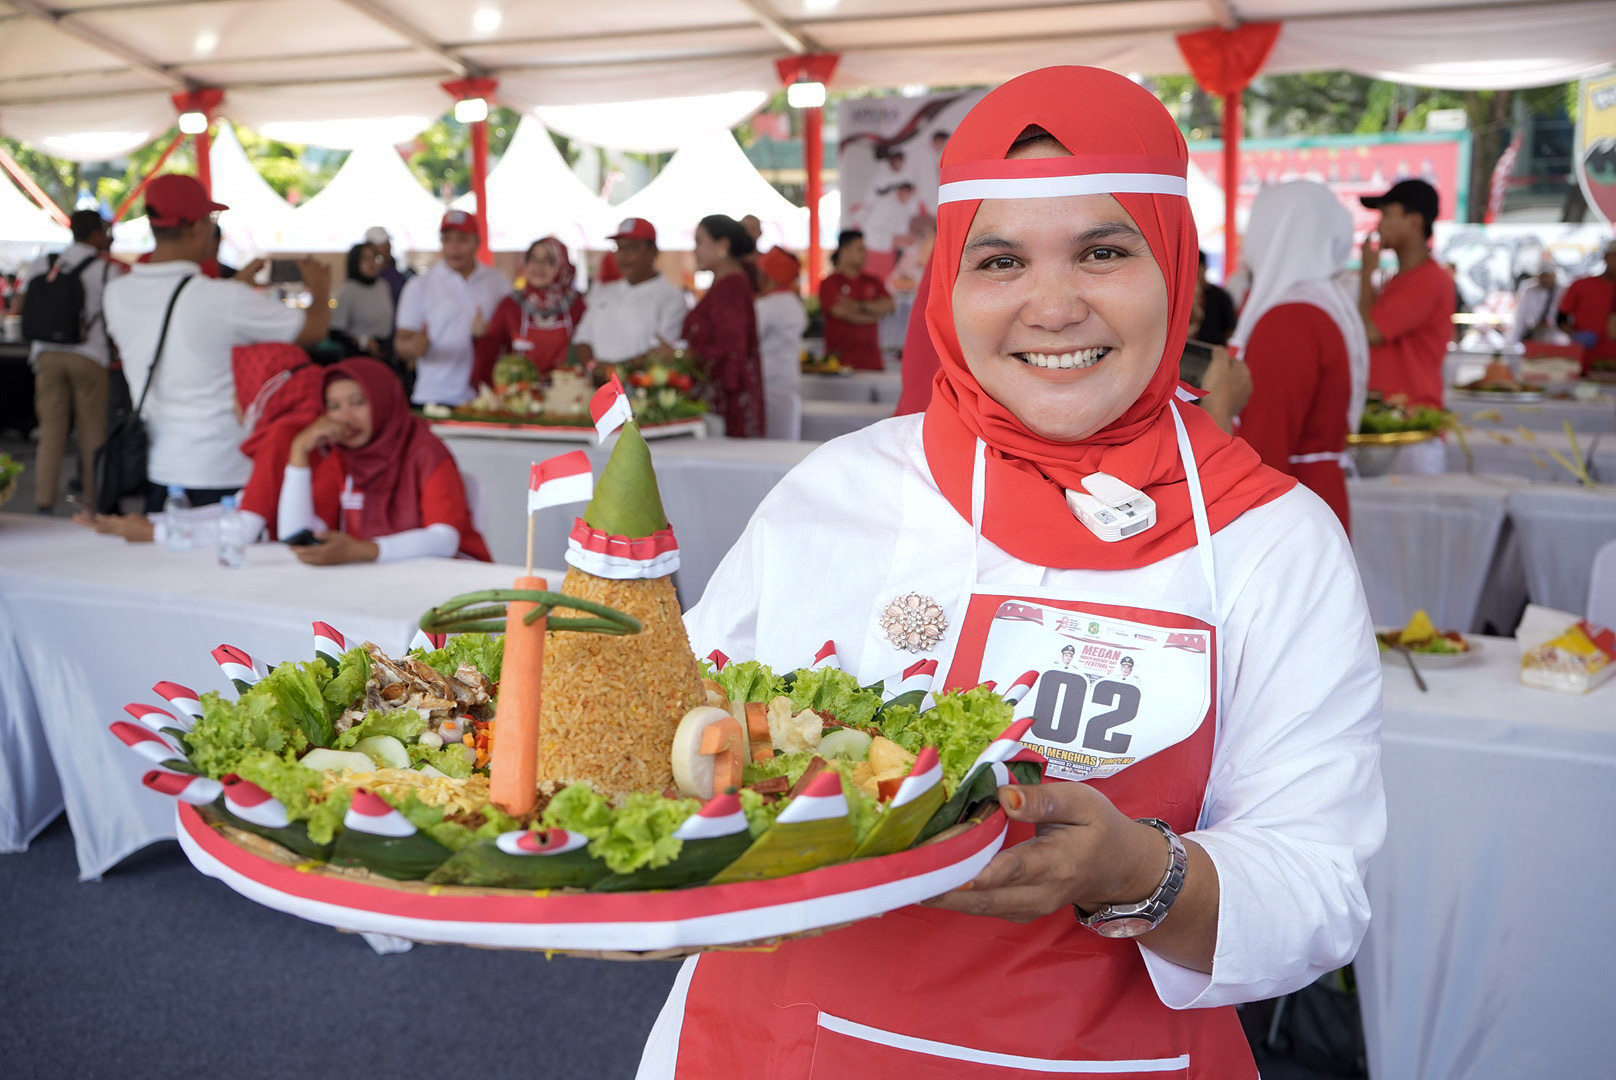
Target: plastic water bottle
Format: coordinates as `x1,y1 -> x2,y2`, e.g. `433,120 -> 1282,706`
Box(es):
216,495 -> 246,569
162,485 -> 193,552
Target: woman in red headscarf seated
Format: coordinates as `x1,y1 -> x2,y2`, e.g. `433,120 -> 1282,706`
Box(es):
235,344 -> 326,539
473,236 -> 587,389
639,68 -> 1382,1080
278,357 -> 491,564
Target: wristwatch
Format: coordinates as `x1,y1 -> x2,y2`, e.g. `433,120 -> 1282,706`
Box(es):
1074,818 -> 1188,939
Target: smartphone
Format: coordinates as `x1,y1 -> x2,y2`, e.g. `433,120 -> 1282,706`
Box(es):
283,528 -> 322,547
1179,340 -> 1217,389
269,258 -> 303,284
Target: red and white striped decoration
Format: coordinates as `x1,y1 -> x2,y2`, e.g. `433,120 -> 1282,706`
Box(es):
776,770 -> 849,825
673,793 -> 749,841
528,451 -> 593,513
211,644 -> 262,690
891,746 -> 944,809
152,681 -> 203,723
143,770 -> 223,806
109,721 -> 182,766
496,828 -> 590,856
343,789 -> 416,838
221,775 -> 290,829
882,658 -> 939,705
938,154 -> 1188,206
974,680 -> 997,693
1002,670 -> 1039,707
810,640 -> 840,672
565,519 -> 680,579
590,372 -> 634,442
312,622 -> 347,663
411,629 -> 448,653
706,650 -> 730,671
124,703 -> 178,736
966,716 -> 1039,775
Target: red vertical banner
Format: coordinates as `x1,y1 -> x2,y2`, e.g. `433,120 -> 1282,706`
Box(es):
443,77 -> 499,265
777,54 -> 841,292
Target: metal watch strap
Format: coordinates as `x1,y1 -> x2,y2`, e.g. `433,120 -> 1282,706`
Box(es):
1075,818 -> 1188,938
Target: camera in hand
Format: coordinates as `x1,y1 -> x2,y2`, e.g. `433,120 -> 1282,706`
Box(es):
269,259 -> 304,284
283,528 -> 322,547
1178,339 -> 1217,390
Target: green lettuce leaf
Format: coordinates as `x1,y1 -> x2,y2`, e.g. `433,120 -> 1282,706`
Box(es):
419,633 -> 504,683
321,646 -> 370,719
407,742 -> 474,779
787,667 -> 881,728
223,750 -> 347,844
878,686 -> 1013,791
737,787 -> 787,837
742,750 -> 818,786
335,708 -> 429,750
255,661 -> 336,749
540,784 -> 700,874
710,659 -> 782,705
187,690 -> 309,778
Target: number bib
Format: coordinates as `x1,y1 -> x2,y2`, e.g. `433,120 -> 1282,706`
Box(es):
954,596 -> 1214,783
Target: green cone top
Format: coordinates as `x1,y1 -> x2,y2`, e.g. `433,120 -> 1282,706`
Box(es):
583,421 -> 669,539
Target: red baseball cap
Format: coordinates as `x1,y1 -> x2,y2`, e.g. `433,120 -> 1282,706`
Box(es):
144,174 -> 228,227
610,217 -> 656,243
440,209 -> 481,236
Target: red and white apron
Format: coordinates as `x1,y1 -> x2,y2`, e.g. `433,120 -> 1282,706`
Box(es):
663,404 -> 1257,1078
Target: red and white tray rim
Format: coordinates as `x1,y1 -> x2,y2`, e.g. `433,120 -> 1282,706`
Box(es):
175,803 -> 1006,952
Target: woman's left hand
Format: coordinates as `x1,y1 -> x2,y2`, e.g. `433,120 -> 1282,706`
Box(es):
291,530 -> 379,566
925,782 -> 1169,924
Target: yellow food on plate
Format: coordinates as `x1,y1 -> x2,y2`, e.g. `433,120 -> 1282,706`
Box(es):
1402,609 -> 1437,645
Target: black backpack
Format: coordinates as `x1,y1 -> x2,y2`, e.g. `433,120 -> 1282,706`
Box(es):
20,253 -> 96,345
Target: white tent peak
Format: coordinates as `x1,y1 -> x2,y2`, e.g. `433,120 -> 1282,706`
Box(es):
608,128 -> 806,251
450,117 -> 616,256
284,141 -> 445,254
0,170 -> 70,250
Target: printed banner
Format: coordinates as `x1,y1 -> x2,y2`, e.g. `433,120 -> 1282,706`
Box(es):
1575,73 -> 1616,226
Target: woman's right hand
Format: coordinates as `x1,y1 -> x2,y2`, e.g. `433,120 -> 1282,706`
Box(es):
395,327 -> 430,360
289,415 -> 345,467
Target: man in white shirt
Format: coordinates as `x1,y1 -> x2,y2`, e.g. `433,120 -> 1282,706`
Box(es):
103,174 -> 332,511
15,210 -> 123,512
394,209 -> 510,406
573,218 -> 689,365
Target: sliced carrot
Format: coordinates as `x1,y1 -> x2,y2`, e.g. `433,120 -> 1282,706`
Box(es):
751,742 -> 774,764
489,575 -> 547,816
699,716 -> 743,755
713,748 -> 743,794
744,701 -> 771,743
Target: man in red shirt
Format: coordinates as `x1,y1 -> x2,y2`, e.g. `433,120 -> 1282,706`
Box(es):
1557,241 -> 1616,373
818,230 -> 895,370
1357,179 -> 1456,409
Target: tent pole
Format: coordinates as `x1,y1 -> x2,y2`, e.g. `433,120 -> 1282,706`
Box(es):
195,122 -> 214,201
805,100 -> 824,293
0,144 -> 71,227
112,131 -> 186,222
1222,90 -> 1240,279
471,114 -> 491,265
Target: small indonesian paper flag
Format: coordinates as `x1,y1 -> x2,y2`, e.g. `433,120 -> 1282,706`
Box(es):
810,640 -> 840,672
411,629 -> 448,653
143,770 -> 223,806
222,775 -> 290,829
152,681 -> 203,723
344,789 -> 416,838
706,650 -> 730,671
212,644 -> 262,691
777,770 -> 850,824
312,622 -> 347,665
891,746 -> 943,809
528,451 -> 594,513
110,721 -> 181,766
124,703 -> 177,735
882,658 -> 939,703
1003,670 -> 1039,707
590,372 -> 634,443
674,793 -> 749,841
496,828 -> 589,856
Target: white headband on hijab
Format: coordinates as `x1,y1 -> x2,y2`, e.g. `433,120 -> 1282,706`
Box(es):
1230,181 -> 1370,433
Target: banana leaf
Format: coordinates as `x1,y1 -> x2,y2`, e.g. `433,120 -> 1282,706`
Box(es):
330,828 -> 451,881
709,814 -> 857,885
852,783 -> 948,860
200,802 -> 333,863
914,759 -> 1042,846
425,841 -> 609,889
590,831 -> 755,892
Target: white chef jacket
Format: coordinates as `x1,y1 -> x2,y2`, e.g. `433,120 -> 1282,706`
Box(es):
754,290 -> 807,441
104,260 -> 303,489
572,275 -> 689,363
639,414 -> 1384,1074
395,260 -> 510,406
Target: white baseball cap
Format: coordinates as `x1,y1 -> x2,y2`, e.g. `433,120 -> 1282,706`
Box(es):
364,226 -> 391,245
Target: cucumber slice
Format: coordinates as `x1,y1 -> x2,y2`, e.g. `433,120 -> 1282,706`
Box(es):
818,728 -> 873,761
299,748 -> 378,773
355,735 -> 411,770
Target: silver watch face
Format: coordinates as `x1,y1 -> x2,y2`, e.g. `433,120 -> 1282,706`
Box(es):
1094,915 -> 1156,939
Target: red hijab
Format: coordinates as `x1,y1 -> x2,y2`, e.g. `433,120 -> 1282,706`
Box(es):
323,357 -> 453,540
522,236 -> 581,320
234,344 -> 322,461
921,67 -> 1292,571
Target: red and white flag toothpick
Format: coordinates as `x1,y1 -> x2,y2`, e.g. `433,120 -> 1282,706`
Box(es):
152,681 -> 203,724
706,649 -> 730,671
673,793 -> 749,841
143,770 -> 223,806
344,789 -> 417,838
891,746 -> 944,809
810,640 -> 840,672
1003,670 -> 1039,707
528,451 -> 594,513
590,372 -> 634,443
212,644 -> 262,691
882,658 -> 939,708
109,722 -> 182,766
123,703 -> 177,736
966,716 -> 1040,776
411,629 -> 448,653
312,622 -> 347,664
497,828 -> 590,856
221,775 -> 290,829
777,770 -> 850,824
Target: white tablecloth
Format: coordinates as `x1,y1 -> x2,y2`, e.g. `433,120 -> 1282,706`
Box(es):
1348,475 -> 1530,633
799,371 -> 905,405
1420,429 -> 1616,483
1505,485 -> 1616,615
1449,396 -> 1616,434
1361,638 -> 1616,1079
799,400 -> 893,442
0,513 -> 550,879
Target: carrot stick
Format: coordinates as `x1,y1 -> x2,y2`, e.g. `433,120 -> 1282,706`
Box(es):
744,701 -> 770,742
489,575 -> 547,816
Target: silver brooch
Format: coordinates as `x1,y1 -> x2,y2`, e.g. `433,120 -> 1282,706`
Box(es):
880,592 -> 948,653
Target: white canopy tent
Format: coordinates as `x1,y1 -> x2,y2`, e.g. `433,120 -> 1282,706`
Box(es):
0,2 -> 1611,160
607,128 -> 810,251
280,141 -> 445,255
449,117 -> 616,256
0,170 -> 68,245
